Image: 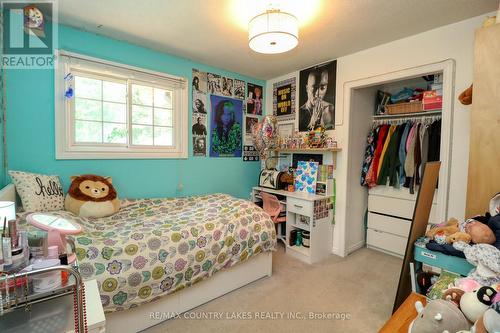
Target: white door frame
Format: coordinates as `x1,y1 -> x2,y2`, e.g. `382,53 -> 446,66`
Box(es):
336,59 -> 455,257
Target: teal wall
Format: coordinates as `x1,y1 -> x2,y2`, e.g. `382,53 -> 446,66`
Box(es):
6,25 -> 264,199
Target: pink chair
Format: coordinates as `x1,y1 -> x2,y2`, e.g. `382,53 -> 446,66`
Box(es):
261,192 -> 286,244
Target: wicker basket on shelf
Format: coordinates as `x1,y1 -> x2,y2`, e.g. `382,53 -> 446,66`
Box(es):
385,101 -> 423,115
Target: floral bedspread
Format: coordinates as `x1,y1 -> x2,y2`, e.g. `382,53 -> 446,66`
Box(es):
21,194 -> 276,313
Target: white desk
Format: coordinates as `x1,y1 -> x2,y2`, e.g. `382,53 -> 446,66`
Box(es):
252,186 -> 333,264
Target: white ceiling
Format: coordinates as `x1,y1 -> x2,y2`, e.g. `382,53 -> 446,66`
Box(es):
58,0 -> 498,80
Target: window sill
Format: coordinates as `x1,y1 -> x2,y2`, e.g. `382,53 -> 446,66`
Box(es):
56,147 -> 188,160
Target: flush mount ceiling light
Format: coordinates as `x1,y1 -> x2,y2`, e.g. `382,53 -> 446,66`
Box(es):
248,9 -> 299,54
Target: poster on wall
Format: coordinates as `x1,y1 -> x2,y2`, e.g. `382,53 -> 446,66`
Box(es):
207,73 -> 222,95
273,77 -> 296,121
234,79 -> 245,99
209,95 -> 243,157
245,116 -> 259,144
243,145 -> 259,162
221,77 -> 233,97
246,83 -> 263,115
192,114 -> 207,136
193,135 -> 206,156
192,91 -> 207,114
298,60 -> 336,132
192,69 -> 207,93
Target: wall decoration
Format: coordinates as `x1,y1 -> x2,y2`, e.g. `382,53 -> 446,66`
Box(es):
298,60 -> 336,132
273,77 -> 296,121
207,73 -> 222,95
192,69 -> 207,94
246,83 -> 263,115
210,95 -> 243,157
294,161 -> 319,194
192,91 -> 207,114
243,145 -> 259,162
193,135 -> 206,156
221,77 -> 233,97
192,114 -> 207,136
234,79 -> 246,99
245,116 -> 259,144
277,121 -> 294,140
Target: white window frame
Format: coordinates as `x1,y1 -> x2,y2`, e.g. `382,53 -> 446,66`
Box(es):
55,50 -> 188,159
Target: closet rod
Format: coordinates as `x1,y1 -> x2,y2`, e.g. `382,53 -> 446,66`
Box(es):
373,110 -> 442,120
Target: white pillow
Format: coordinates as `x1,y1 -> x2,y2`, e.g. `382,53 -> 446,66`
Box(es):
8,170 -> 65,212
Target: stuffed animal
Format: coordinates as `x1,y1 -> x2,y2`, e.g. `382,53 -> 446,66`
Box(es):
65,174 -> 120,218
454,278 -> 483,293
459,84 -> 473,105
409,299 -> 470,333
446,232 -> 472,244
465,220 -> 496,245
453,242 -> 500,286
426,218 -> 460,240
473,302 -> 500,333
460,286 -> 497,323
442,288 -> 465,308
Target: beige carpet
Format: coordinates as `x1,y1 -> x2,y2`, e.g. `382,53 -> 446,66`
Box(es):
144,245 -> 402,333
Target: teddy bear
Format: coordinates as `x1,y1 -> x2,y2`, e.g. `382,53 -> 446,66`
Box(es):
426,218 -> 460,240
65,174 -> 120,218
446,232 -> 472,244
460,286 -> 497,323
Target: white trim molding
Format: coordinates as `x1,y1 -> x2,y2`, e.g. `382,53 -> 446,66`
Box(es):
336,59 -> 455,257
54,50 -> 188,159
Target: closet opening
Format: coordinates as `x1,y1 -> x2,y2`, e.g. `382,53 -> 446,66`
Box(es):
339,60 -> 455,259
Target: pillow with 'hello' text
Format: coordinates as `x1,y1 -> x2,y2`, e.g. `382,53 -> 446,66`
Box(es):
9,170 -> 64,212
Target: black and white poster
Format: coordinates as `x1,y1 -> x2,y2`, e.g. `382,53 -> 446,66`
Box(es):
193,135 -> 206,156
273,77 -> 296,121
234,79 -> 245,99
192,69 -> 207,94
192,91 -> 207,114
298,60 -> 336,132
207,73 -> 222,95
243,145 -> 259,162
221,77 -> 233,97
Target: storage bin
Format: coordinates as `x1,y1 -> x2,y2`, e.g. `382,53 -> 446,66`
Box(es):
414,241 -> 474,276
385,101 -> 423,115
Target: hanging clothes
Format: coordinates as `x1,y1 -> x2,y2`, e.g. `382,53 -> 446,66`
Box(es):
365,124 -> 389,187
360,126 -> 379,186
377,124 -> 404,187
427,119 -> 441,162
398,122 -> 411,186
360,117 -> 441,193
377,125 -> 397,176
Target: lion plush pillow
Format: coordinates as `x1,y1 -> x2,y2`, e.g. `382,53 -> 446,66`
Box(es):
65,174 -> 120,218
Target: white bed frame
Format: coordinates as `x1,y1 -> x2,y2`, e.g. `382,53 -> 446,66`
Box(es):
1,183 -> 273,333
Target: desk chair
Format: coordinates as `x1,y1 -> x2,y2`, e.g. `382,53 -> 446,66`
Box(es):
261,192 -> 286,245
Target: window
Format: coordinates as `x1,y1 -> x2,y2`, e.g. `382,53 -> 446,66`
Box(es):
55,51 -> 188,159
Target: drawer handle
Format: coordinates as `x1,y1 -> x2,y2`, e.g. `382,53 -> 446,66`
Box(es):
294,204 -> 303,209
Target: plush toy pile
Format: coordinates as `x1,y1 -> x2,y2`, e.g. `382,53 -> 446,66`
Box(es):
410,193 -> 500,332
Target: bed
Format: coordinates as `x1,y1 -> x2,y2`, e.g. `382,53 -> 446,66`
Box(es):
2,185 -> 275,332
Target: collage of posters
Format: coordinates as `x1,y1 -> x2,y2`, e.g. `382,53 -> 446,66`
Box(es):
192,68 -> 263,160
298,60 -> 336,132
192,69 -> 208,156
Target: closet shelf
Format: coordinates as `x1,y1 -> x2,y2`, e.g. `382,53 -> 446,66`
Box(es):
373,110 -> 441,119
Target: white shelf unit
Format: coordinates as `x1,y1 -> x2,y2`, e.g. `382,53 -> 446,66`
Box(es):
252,187 -> 333,264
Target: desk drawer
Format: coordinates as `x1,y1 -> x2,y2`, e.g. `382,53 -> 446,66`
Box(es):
368,212 -> 411,238
367,229 -> 407,256
287,197 -> 313,216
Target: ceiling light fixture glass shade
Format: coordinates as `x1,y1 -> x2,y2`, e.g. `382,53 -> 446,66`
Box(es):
248,9 -> 298,54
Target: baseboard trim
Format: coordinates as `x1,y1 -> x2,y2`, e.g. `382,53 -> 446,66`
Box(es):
347,241 -> 365,254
